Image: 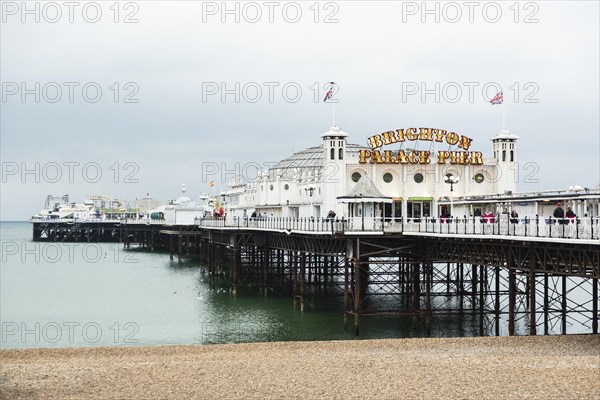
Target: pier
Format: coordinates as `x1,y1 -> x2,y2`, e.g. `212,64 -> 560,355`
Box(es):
31,216 -> 600,337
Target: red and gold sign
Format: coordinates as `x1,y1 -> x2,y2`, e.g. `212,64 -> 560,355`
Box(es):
360,128 -> 484,165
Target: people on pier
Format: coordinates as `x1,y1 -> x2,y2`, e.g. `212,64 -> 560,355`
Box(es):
483,210 -> 494,223
553,203 -> 565,224
566,207 -> 576,223
441,212 -> 452,223
510,209 -> 519,224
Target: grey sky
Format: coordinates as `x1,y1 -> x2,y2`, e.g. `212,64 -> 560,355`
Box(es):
1,0 -> 599,220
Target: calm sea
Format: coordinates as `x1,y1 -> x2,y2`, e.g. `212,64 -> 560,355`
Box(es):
3,221 -> 577,349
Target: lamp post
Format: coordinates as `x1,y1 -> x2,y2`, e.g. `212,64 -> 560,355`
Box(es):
220,191 -> 227,221
444,174 -> 459,218
304,185 -> 315,217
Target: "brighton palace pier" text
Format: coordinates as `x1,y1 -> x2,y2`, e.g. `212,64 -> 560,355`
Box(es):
360,127 -> 483,165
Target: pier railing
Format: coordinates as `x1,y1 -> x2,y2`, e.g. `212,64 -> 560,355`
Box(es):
31,217 -> 167,225
401,215 -> 600,240
196,215 -> 600,241
197,216 -> 347,233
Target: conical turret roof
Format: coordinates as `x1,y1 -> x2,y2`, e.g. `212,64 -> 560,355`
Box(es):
338,175 -> 392,203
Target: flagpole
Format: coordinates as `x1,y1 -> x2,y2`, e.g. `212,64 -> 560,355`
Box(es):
332,102 -> 335,127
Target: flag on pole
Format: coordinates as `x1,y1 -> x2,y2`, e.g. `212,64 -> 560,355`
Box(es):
490,92 -> 503,105
323,82 -> 335,102
209,181 -> 215,187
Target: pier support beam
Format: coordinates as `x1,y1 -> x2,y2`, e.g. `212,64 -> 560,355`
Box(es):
479,265 -> 485,336
343,256 -> 349,331
471,264 -> 477,312
353,239 -> 361,336
544,273 -> 549,335
508,268 -> 516,336
300,252 -> 306,312
494,266 -> 500,336
529,269 -> 537,335
177,232 -> 182,264
593,278 -> 598,334
561,275 -> 567,335
230,244 -> 240,296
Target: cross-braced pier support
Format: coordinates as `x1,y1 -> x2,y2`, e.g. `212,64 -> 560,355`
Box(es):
100,224 -> 600,336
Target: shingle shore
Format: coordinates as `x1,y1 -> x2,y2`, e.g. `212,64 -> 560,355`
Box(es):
1,335 -> 599,400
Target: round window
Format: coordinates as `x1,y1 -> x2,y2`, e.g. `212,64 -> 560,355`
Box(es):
414,173 -> 424,183
284,184 -> 289,190
351,172 -> 361,182
474,173 -> 484,183
269,184 -> 274,191
383,172 -> 393,183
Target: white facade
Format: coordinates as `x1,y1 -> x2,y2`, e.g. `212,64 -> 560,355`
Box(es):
225,125 -> 519,220
163,184 -> 206,224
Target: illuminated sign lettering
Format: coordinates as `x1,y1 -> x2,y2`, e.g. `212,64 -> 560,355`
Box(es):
361,128 -> 484,165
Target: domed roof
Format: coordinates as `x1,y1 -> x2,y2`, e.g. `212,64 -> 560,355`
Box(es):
321,126 -> 349,138
272,143 -> 366,170
492,129 -> 520,140
174,195 -> 192,205
173,183 -> 191,204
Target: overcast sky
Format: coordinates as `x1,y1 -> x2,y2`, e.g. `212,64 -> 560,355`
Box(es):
1,0 -> 599,220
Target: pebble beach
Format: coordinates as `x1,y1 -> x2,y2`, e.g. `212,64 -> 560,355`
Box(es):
1,335 -> 599,400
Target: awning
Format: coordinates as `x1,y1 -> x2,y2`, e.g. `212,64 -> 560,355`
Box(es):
392,197 -> 403,201
337,174 -> 392,203
408,196 -> 433,201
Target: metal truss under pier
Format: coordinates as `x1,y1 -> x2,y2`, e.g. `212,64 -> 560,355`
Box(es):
32,221 -> 600,337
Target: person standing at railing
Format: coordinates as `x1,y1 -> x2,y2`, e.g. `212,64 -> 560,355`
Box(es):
566,207 -> 576,224
251,211 -> 257,220
553,203 -> 565,224
510,209 -> 519,224
483,210 -> 494,223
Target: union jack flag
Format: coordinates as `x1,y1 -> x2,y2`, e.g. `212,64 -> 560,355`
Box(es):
490,91 -> 503,105
323,82 -> 335,102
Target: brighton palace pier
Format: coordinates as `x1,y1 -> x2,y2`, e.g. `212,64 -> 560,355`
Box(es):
32,125 -> 600,336
225,126 -> 521,223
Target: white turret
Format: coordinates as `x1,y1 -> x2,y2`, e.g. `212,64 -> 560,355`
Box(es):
321,126 -> 349,216
491,129 -> 519,194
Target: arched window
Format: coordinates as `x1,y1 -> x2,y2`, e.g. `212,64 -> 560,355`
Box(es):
510,150 -> 514,162
502,150 -> 506,161
338,148 -> 343,160
330,148 -> 335,160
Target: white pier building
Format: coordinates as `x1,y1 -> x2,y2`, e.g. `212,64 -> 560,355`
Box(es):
223,125 -> 572,222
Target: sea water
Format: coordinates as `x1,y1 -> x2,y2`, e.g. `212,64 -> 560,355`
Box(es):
1,222 -> 590,349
